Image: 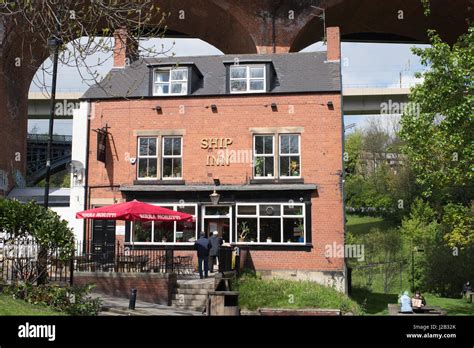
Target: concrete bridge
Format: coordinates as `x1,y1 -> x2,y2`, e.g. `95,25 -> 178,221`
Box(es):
0,0 -> 472,194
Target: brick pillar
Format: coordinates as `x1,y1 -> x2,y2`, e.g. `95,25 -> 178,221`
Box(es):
326,27 -> 341,61
113,28 -> 139,68
0,68 -> 29,195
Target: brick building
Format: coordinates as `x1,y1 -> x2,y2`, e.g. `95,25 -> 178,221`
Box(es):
81,27 -> 346,291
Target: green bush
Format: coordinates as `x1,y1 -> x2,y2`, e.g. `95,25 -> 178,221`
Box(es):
3,283 -> 102,316
234,274 -> 362,315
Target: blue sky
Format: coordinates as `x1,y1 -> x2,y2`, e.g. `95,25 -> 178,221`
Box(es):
29,38 -> 429,135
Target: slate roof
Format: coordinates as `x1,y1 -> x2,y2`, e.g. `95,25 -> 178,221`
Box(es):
81,52 -> 341,100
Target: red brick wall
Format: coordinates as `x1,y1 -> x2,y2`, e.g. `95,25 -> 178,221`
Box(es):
74,272 -> 177,305
87,93 -> 344,272
326,27 -> 341,61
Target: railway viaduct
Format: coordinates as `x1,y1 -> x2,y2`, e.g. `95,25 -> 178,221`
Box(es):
0,0 -> 472,194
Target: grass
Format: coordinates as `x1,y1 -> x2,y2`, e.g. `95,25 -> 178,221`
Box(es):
351,287 -> 474,315
0,294 -> 66,316
234,274 -> 362,315
346,214 -> 396,236
346,213 -> 474,316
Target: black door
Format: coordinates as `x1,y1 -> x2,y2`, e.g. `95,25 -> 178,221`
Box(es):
92,220 -> 116,265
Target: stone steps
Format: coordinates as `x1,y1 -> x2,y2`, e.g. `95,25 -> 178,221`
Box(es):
172,293 -> 208,301
172,304 -> 206,312
173,288 -> 210,295
170,278 -> 215,313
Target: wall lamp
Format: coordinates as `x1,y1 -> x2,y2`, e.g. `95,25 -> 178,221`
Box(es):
154,105 -> 163,114
213,178 -> 221,186
210,190 -> 220,205
327,101 -> 334,110
271,103 -> 278,112
210,104 -> 218,113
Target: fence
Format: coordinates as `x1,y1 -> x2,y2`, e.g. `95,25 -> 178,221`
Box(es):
0,237 -> 72,285
73,241 -> 194,275
0,238 -> 208,285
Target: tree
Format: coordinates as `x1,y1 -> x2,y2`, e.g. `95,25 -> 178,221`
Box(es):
399,24 -> 474,205
441,202 -> 474,249
399,198 -> 440,291
0,198 -> 74,284
344,131 -> 364,176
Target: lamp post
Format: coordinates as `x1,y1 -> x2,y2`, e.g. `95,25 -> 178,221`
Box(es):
43,28 -> 62,209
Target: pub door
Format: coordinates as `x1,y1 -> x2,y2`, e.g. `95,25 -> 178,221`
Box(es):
91,220 -> 116,265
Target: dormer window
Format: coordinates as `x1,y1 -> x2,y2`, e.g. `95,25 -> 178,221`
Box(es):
153,68 -> 188,96
230,65 -> 266,93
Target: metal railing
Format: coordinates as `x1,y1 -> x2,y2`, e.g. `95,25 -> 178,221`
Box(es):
73,241 -> 195,275
0,237 -> 73,285
27,134 -> 73,143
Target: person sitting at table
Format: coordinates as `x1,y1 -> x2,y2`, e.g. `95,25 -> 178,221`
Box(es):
411,290 -> 426,312
399,291 -> 413,313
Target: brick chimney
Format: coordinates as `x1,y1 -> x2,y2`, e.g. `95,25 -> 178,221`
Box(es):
113,28 -> 138,68
326,27 -> 341,62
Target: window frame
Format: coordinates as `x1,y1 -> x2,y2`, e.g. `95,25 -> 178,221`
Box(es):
253,134 -> 275,179
153,67 -> 189,96
235,203 -> 306,245
130,203 -> 198,244
279,134 -> 302,179
137,137 -> 159,180
161,136 -> 183,180
229,65 -> 266,94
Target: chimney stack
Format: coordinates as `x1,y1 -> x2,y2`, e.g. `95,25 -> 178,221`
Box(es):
113,28 -> 138,68
326,27 -> 341,62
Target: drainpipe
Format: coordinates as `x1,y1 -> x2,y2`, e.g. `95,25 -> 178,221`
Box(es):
82,100 -> 91,254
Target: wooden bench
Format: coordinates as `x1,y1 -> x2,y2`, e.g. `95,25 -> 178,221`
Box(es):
388,303 -> 447,316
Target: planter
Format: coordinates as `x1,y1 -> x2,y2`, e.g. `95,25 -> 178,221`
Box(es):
266,239 -> 272,243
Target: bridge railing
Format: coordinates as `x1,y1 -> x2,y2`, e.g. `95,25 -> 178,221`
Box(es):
27,134 -> 72,143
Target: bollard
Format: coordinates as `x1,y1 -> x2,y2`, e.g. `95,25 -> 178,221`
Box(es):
129,288 -> 137,310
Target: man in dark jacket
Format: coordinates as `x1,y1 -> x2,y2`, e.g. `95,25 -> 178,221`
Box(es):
209,231 -> 223,273
194,232 -> 211,279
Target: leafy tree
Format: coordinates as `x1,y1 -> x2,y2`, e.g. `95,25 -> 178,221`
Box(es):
441,202 -> 474,249
344,131 -> 364,176
399,198 -> 440,291
0,198 -> 74,284
399,25 -> 474,204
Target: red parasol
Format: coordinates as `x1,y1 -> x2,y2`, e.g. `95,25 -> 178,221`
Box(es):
76,199 -> 193,222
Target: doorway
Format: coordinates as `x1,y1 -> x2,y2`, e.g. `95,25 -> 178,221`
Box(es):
91,219 -> 116,264
202,205 -> 232,243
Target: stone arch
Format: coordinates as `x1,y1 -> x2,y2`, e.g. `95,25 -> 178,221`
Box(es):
150,0 -> 257,54
289,0 -> 471,52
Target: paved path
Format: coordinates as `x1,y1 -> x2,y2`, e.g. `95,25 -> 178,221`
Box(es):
91,292 -> 203,316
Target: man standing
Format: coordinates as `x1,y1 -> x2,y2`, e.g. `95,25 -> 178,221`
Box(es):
194,232 -> 211,279
209,231 -> 223,273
